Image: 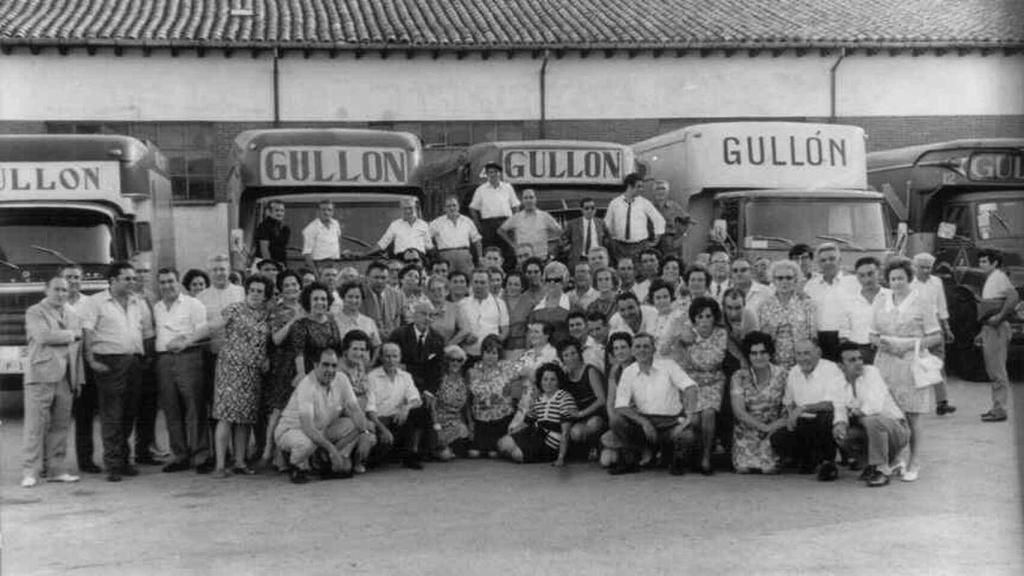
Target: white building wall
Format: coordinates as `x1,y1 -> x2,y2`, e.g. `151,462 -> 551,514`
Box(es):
2,51 -> 1022,122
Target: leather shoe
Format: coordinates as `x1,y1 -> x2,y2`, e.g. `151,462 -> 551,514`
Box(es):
120,465 -> 140,477
162,461 -> 191,473
817,461 -> 839,482
79,463 -> 103,474
936,401 -> 956,416
106,472 -> 122,482
858,465 -> 875,482
866,469 -> 890,487
981,412 -> 1008,422
195,459 -> 216,474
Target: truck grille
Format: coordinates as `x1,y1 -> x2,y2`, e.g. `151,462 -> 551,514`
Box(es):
0,290 -> 42,346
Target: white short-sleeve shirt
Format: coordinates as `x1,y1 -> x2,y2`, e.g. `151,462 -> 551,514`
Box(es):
470,181 -> 520,219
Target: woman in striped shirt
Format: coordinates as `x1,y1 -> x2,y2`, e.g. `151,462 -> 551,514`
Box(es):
498,362 -> 578,466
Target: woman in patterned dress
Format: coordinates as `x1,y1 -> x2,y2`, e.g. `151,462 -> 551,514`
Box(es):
399,265 -> 430,325
289,282 -> 342,383
212,275 -> 274,478
729,331 -> 787,474
467,335 -> 520,457
259,271 -> 303,470
334,282 -> 382,352
757,260 -> 817,369
430,345 -> 473,460
679,296 -> 729,475
871,258 -> 942,482
498,362 -> 578,466
586,267 -> 620,320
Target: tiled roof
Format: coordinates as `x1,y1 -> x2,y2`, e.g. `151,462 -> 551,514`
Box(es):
0,0 -> 1021,51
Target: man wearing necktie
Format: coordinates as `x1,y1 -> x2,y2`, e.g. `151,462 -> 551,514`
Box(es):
560,197 -> 609,269
604,173 -> 665,264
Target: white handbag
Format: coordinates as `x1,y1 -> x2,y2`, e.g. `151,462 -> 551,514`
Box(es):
912,339 -> 944,389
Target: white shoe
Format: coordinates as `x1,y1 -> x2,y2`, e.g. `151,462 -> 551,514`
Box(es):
21,476 -> 38,488
48,473 -> 81,483
900,465 -> 920,482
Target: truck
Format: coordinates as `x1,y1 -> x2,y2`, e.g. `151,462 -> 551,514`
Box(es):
867,139 -> 1024,379
227,128 -> 425,271
632,122 -> 892,265
0,134 -> 173,389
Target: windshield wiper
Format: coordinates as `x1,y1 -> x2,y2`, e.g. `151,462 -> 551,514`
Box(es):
30,245 -> 77,265
988,209 -> 1012,234
750,235 -> 795,247
0,259 -> 22,271
816,235 -> 866,252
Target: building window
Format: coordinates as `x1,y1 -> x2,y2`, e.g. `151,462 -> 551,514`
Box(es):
46,122 -> 216,203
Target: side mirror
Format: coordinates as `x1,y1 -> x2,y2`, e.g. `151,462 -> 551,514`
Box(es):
135,222 -> 153,252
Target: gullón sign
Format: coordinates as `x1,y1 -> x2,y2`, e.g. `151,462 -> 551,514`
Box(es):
0,162 -> 121,194
500,148 -> 625,185
260,146 -> 410,187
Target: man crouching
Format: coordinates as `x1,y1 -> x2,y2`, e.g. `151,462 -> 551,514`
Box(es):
274,347 -> 374,484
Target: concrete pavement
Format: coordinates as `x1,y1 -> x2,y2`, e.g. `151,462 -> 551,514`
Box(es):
2,377 -> 1022,576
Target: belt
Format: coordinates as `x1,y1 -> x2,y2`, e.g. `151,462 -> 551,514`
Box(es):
614,238 -> 649,245
438,247 -> 471,253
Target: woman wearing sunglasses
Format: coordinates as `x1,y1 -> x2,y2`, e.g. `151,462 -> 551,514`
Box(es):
526,261 -> 572,344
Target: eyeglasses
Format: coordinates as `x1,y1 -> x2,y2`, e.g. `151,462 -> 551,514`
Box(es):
448,357 -> 466,363
583,205 -> 596,211
774,275 -> 795,281
545,277 -> 563,283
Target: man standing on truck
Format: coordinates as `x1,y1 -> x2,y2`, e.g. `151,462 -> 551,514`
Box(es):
977,249 -> 1020,423
497,189 -> 562,261
254,200 -> 290,265
429,195 -> 482,275
362,198 -> 433,262
560,197 -> 609,269
470,162 -> 520,265
650,180 -> 692,259
604,173 -> 665,263
302,200 -> 343,274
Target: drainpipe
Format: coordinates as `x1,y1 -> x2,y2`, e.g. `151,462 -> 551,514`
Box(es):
272,47 -> 281,126
539,49 -> 550,138
829,48 -> 847,123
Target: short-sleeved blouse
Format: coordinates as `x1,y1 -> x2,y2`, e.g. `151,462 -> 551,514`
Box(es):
757,293 -> 817,368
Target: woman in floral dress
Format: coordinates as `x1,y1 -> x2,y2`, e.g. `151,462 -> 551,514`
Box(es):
757,260 -> 817,369
730,331 -> 787,474
467,335 -> 520,458
680,296 -> 728,475
431,345 -> 473,460
212,275 -> 274,478
871,258 -> 941,482
259,271 -> 303,469
399,265 -> 430,325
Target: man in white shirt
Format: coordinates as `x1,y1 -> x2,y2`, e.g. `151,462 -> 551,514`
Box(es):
456,269 -> 510,358
604,173 -> 665,262
608,292 -> 659,337
365,343 -> 426,469
274,348 -> 373,484
707,247 -> 732,303
302,200 -> 343,273
497,189 -> 562,260
430,195 -> 482,275
470,162 -> 520,265
834,342 -> 909,487
567,311 -> 605,373
839,257 -> 889,366
608,333 -> 698,475
770,338 -> 846,481
362,197 -> 432,262
731,258 -> 771,314
803,243 -> 860,362
568,262 -> 600,311
910,252 -> 956,416
153,268 -> 209,473
977,249 -> 1019,422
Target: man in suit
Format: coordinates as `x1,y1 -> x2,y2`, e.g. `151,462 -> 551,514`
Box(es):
561,197 -> 609,270
22,276 -> 83,487
388,300 -> 446,462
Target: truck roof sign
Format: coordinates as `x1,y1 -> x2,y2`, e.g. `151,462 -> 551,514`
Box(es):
967,151 -> 1024,182
259,146 -> 409,187
0,161 -> 121,195
499,148 -> 625,185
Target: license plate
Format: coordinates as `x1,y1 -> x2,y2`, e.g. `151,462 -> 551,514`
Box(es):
0,346 -> 26,374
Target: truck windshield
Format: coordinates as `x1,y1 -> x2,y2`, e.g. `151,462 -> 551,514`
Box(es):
0,208 -> 114,265
976,199 -> 1024,240
744,200 -> 887,251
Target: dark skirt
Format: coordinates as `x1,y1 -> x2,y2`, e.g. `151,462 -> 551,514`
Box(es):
511,426 -> 557,463
472,415 -> 513,452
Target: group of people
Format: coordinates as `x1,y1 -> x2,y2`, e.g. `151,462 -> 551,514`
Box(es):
20,172 -> 1020,489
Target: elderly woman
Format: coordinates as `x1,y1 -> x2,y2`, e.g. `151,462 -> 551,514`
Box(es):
448,271 -> 470,303
399,265 -> 430,324
679,296 -> 729,475
730,331 -> 788,474
290,282 -> 342,381
428,345 -> 473,460
212,275 -> 275,478
425,275 -> 462,344
871,258 -> 942,482
527,261 -> 572,343
498,362 -> 578,466
647,278 -> 685,358
559,339 -> 606,453
586,267 -> 620,320
334,282 -> 382,349
182,269 -> 210,297
757,259 -> 817,369
599,331 -> 635,468
259,271 -> 304,470
467,335 -> 520,458
503,272 -> 533,355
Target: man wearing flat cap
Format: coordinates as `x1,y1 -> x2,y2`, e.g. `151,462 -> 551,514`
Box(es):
470,161 -> 520,268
